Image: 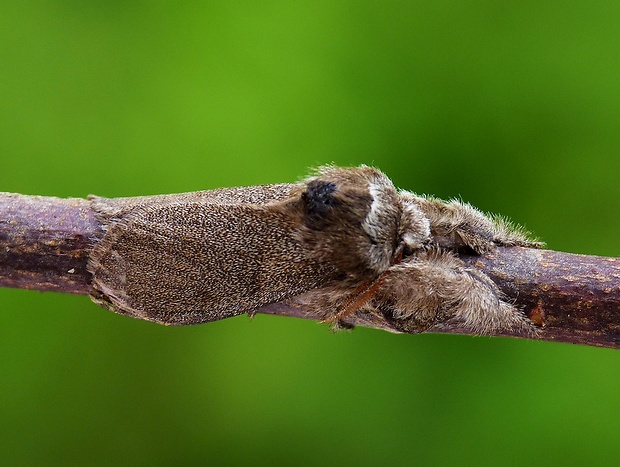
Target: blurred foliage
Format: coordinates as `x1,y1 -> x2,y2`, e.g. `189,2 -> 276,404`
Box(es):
1,2 -> 619,466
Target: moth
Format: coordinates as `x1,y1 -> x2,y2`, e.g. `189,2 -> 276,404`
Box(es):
88,166 -> 541,335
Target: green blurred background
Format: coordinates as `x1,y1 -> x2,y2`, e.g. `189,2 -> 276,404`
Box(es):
1,2 -> 619,466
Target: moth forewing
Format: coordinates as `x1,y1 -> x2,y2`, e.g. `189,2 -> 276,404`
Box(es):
88,199 -> 337,324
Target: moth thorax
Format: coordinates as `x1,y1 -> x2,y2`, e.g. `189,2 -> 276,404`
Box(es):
360,179 -> 403,273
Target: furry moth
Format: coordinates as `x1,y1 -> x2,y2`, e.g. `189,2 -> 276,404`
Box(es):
87,166 -> 541,334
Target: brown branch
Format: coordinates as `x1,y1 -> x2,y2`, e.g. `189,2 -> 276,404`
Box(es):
1,192 -> 619,349
0,193 -> 100,294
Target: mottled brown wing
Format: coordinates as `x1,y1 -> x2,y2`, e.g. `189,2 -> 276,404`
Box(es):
88,198 -> 335,325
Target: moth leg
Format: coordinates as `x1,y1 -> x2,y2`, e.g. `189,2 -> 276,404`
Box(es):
321,273 -> 388,324
322,245 -> 406,324
374,250 -> 537,335
400,192 -> 543,253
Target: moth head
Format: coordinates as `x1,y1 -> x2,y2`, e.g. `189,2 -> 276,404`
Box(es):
294,166 -> 430,280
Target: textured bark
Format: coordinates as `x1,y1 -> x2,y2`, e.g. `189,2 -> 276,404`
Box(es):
1,192 -> 618,349
0,193 -> 101,293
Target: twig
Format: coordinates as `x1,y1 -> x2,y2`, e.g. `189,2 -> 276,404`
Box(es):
1,192 -> 618,349
0,193 -> 100,293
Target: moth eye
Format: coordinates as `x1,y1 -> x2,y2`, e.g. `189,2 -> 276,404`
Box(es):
402,244 -> 415,258
302,180 -> 338,224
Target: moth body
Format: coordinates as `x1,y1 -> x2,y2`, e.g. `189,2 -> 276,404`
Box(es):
88,165 -> 541,335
